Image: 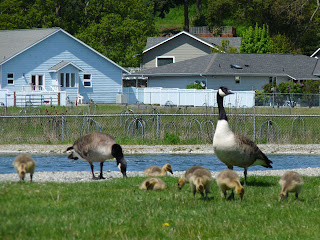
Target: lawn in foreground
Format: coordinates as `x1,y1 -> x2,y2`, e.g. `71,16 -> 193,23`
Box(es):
1,176 -> 320,239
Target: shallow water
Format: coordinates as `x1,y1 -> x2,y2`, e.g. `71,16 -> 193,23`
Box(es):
1,154 -> 319,174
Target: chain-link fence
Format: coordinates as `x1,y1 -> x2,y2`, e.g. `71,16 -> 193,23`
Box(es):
1,111 -> 320,144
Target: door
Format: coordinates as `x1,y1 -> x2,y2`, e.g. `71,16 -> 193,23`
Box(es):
31,74 -> 44,91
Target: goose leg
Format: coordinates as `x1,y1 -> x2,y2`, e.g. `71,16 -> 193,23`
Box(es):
30,174 -> 33,182
89,162 -> 99,180
227,190 -> 234,201
99,162 -> 105,179
243,168 -> 248,186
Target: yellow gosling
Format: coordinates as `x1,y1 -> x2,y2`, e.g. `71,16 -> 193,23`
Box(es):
13,154 -> 36,181
279,171 -> 304,201
216,169 -> 244,201
188,168 -> 213,199
177,166 -> 205,190
139,177 -> 166,190
144,163 -> 173,177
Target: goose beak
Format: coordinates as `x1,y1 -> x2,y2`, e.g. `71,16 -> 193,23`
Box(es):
169,170 -> 173,174
117,158 -> 127,178
228,90 -> 234,95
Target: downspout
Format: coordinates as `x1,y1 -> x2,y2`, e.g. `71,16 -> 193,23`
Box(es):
0,64 -> 2,89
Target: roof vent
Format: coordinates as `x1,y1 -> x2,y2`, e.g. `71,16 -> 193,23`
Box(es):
230,64 -> 242,69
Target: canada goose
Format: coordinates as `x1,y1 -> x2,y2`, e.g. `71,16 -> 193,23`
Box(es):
66,132 -> 127,179
213,86 -> 273,185
144,163 -> 173,177
216,169 -> 244,201
177,166 -> 205,190
188,168 -> 213,199
139,177 -> 166,190
13,154 -> 36,181
279,171 -> 304,201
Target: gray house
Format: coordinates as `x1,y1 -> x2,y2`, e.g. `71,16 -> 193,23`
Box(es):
142,31 -> 241,70
127,53 -> 320,91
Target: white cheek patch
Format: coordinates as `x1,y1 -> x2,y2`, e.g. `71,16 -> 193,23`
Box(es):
218,89 -> 226,97
118,163 -> 121,171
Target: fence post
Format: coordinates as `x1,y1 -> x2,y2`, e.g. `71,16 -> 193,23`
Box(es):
156,114 -> 160,138
253,114 -> 256,141
61,115 -> 65,141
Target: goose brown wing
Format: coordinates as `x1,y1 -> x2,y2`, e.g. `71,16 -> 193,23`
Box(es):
236,135 -> 273,168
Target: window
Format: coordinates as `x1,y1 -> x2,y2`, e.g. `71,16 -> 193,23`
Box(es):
7,73 -> 14,85
156,57 -> 174,67
83,74 -> 92,87
123,79 -> 136,87
60,73 -> 76,88
31,74 -> 44,90
235,76 -> 240,84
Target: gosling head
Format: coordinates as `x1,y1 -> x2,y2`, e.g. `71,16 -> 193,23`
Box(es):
18,163 -> 26,181
177,178 -> 185,190
218,86 -> 234,98
236,186 -> 245,201
197,184 -> 205,197
164,164 -> 173,174
145,180 -> 156,190
279,192 -> 287,202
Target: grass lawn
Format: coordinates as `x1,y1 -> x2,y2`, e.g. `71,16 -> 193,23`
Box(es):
1,176 -> 320,239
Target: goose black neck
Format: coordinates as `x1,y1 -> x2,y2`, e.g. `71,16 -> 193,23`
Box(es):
217,92 -> 228,121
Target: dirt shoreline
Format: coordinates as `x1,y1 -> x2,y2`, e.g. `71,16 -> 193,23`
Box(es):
0,144 -> 320,155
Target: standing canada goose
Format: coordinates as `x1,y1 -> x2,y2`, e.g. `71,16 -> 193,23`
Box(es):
177,166 -> 205,190
213,86 -> 273,185
67,132 -> 127,179
144,163 -> 173,177
188,168 -> 213,199
139,177 -> 166,190
216,169 -> 244,201
13,154 -> 36,181
279,171 -> 304,201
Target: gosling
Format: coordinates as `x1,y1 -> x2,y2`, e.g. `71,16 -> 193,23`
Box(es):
139,177 -> 166,190
177,166 -> 205,190
144,163 -> 173,177
13,154 -> 36,181
216,169 -> 244,201
188,168 -> 213,199
279,171 -> 304,201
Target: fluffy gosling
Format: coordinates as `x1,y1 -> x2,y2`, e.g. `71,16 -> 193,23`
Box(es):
139,177 -> 166,190
13,154 -> 36,181
216,169 -> 244,201
279,171 -> 304,201
177,166 -> 205,190
144,163 -> 173,177
188,168 -> 213,199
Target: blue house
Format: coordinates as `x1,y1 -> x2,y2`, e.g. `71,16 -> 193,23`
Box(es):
0,28 -> 129,106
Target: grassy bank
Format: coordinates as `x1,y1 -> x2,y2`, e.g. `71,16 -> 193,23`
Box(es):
1,176 -> 320,239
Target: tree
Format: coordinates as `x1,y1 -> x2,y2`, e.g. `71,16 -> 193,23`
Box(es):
240,23 -> 271,53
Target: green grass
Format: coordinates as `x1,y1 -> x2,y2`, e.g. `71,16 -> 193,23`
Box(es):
1,176 -> 320,239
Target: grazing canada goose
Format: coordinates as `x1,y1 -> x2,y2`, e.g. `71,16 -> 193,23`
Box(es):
213,86 -> 273,185
139,177 -> 166,190
177,166 -> 205,190
188,168 -> 213,199
13,154 -> 36,181
216,169 -> 244,201
67,132 -> 127,179
279,171 -> 304,201
144,163 -> 173,177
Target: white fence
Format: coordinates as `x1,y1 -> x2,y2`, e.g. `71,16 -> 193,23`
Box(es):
123,87 -> 255,108
0,89 -> 67,107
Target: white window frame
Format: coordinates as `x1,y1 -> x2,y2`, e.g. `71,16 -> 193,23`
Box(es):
7,73 -> 14,85
30,74 -> 45,91
235,76 -> 241,84
156,56 -> 175,67
83,74 -> 92,88
60,73 -> 76,88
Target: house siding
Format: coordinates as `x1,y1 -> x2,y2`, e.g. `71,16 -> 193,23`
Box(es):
1,29 -> 124,104
142,34 -> 212,69
147,75 -> 289,91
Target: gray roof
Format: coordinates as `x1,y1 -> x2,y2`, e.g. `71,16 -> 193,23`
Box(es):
129,53 -> 320,80
145,32 -> 241,52
0,28 -> 59,64
49,61 -> 83,72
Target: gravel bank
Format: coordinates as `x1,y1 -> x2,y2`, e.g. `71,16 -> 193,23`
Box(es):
1,144 -> 320,182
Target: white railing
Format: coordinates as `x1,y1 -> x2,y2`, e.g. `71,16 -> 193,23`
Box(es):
22,85 -> 46,92
123,87 -> 255,108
